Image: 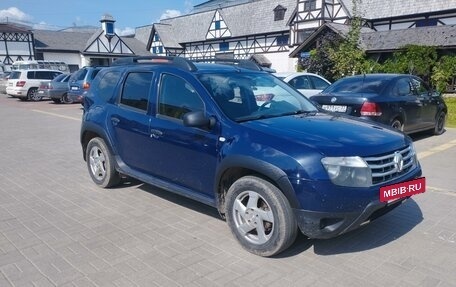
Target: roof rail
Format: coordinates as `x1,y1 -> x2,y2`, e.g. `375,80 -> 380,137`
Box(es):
192,58 -> 264,71
111,56 -> 197,71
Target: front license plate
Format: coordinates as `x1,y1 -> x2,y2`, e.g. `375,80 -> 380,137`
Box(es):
321,105 -> 347,113
380,177 -> 426,203
38,90 -> 44,94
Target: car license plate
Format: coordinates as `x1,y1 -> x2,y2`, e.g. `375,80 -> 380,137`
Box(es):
380,177 -> 426,203
321,105 -> 347,113
38,90 -> 44,94
71,86 -> 79,91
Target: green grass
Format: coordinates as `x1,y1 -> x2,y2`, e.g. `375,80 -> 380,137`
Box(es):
444,96 -> 456,128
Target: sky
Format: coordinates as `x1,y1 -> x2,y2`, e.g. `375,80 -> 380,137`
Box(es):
0,0 -> 205,35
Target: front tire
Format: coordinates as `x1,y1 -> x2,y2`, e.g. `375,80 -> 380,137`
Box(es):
225,176 -> 297,257
86,137 -> 120,188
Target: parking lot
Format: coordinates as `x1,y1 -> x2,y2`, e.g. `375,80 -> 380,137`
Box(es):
0,94 -> 455,287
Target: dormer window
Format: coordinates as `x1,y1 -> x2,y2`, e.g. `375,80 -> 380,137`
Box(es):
274,5 -> 287,21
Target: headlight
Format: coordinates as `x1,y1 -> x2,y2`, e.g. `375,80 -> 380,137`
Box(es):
321,156 -> 372,187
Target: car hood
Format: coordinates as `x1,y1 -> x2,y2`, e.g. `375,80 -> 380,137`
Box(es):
241,112 -> 409,157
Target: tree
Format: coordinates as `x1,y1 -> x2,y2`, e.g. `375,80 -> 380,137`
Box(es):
432,55 -> 456,93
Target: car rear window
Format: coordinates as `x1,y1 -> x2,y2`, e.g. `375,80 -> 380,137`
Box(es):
325,77 -> 390,94
9,71 -> 21,79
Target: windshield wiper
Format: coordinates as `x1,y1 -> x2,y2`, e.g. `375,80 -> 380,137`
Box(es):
236,110 -> 316,122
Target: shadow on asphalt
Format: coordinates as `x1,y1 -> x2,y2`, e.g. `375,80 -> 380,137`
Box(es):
277,199 -> 423,258
127,181 -> 423,258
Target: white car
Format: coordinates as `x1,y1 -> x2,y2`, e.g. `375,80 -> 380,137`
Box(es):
274,72 -> 331,97
6,69 -> 62,101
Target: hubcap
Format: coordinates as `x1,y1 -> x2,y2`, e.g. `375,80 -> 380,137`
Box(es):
232,191 -> 274,245
89,146 -> 106,181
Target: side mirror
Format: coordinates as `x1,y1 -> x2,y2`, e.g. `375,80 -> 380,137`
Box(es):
183,111 -> 214,129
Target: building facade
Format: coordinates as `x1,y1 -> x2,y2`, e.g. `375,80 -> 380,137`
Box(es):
148,0 -> 456,72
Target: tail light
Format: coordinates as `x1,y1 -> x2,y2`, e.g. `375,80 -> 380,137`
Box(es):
40,83 -> 51,89
360,102 -> 382,116
16,81 -> 26,87
83,82 -> 90,90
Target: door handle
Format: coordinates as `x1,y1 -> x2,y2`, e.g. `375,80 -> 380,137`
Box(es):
150,129 -> 163,139
111,117 -> 120,126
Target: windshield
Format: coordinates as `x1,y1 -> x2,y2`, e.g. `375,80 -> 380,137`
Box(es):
199,72 -> 317,122
324,76 -> 390,94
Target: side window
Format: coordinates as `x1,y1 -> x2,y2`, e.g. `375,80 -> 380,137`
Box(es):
97,71 -> 121,102
310,76 -> 330,90
120,72 -> 152,111
411,77 -> 430,96
393,78 -> 412,96
76,69 -> 88,81
27,71 -> 36,79
90,69 -> 101,80
158,74 -> 204,120
290,76 -> 311,89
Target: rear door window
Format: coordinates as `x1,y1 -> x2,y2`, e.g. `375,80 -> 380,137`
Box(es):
97,71 -> 121,102
120,72 -> 153,111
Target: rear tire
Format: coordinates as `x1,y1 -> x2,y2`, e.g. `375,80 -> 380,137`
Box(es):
225,176 -> 297,257
86,137 -> 121,188
433,111 -> 446,135
62,93 -> 73,104
391,119 -> 403,131
27,88 -> 42,101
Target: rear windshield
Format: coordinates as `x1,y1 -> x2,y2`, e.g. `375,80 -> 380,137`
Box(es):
324,76 -> 390,94
9,71 -> 22,79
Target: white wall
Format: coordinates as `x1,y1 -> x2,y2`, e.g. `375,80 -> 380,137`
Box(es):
42,52 -> 82,68
262,52 -> 298,73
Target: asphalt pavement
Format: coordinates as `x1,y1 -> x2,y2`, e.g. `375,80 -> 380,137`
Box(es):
0,94 -> 455,287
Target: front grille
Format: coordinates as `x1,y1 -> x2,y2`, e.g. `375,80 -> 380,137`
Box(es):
364,145 -> 415,185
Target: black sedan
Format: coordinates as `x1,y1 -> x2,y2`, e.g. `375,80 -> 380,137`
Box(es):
310,74 -> 447,135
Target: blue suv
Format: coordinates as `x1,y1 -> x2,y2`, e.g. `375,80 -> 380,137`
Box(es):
80,56 -> 423,256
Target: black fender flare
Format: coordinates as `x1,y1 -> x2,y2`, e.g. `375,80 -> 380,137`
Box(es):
215,155 -> 301,210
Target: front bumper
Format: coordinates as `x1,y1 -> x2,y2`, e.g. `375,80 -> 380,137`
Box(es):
294,198 -> 405,239
292,165 -> 422,239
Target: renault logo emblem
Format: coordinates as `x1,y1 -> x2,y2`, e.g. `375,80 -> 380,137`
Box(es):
331,97 -> 337,103
393,151 -> 404,172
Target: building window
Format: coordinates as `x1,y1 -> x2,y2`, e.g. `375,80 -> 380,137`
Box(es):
274,5 -> 286,21
304,0 -> 317,12
416,19 -> 438,27
277,35 -> 289,46
219,42 -> 229,51
215,20 -> 221,30
154,34 -> 160,41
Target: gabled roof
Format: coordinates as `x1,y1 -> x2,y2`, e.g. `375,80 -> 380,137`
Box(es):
289,22 -> 374,57
362,25 -> 456,52
150,0 -> 295,49
0,23 -> 33,34
33,29 -> 148,55
342,0 -> 456,19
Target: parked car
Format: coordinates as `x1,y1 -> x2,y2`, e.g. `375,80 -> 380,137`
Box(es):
6,69 -> 63,101
68,66 -> 104,103
274,72 -> 331,97
81,56 -> 422,257
37,73 -> 72,103
310,74 -> 447,135
0,71 -> 11,94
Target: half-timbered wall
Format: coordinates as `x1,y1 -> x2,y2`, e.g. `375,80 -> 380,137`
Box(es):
85,34 -> 134,55
290,0 -> 349,46
0,30 -> 34,65
183,33 -> 290,60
